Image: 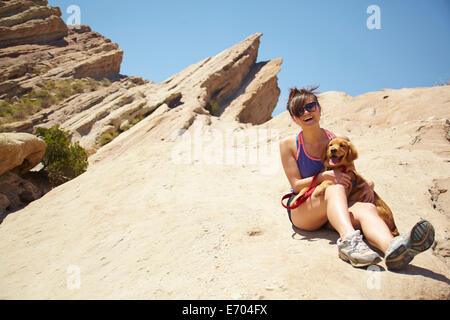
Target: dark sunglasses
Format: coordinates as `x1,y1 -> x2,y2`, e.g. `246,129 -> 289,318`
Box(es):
296,101 -> 318,116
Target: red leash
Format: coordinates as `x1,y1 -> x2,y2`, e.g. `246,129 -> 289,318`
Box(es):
281,174 -> 319,210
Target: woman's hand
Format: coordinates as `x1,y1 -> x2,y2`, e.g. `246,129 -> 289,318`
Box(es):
359,181 -> 375,203
320,170 -> 352,190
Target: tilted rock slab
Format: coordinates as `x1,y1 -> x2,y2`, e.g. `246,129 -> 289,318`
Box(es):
0,0 -> 67,48
0,0 -> 123,97
31,33 -> 283,155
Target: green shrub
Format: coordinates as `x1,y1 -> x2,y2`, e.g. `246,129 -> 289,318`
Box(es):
205,101 -> 220,116
34,125 -> 88,186
0,78 -> 113,125
99,131 -> 119,146
71,81 -> 85,94
101,78 -> 112,87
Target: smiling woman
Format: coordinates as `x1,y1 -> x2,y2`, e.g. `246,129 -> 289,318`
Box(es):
279,85 -> 435,270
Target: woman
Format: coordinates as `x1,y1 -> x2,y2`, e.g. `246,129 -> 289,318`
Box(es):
279,86 -> 435,270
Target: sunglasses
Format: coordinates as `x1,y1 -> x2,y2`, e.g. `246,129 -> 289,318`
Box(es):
296,101 -> 318,117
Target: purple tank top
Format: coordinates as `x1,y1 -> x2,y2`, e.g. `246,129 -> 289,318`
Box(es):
290,129 -> 334,193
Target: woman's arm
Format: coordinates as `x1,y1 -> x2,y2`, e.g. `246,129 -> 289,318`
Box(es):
279,137 -> 312,193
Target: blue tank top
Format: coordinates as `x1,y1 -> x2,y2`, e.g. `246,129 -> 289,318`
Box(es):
290,129 -> 334,193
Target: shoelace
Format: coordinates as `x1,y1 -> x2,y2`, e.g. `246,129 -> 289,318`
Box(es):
351,234 -> 369,252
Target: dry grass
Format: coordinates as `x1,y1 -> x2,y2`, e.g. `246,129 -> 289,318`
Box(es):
0,78 -> 111,125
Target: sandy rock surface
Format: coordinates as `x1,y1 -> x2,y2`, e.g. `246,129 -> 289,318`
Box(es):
0,85 -> 449,299
0,0 -> 448,300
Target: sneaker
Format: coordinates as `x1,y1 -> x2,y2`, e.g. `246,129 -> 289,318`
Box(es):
337,230 -> 382,268
385,220 -> 435,271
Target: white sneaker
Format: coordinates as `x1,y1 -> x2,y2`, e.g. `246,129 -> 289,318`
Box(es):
337,230 -> 382,268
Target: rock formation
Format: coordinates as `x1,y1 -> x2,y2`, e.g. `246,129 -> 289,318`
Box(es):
0,0 -> 449,300
1,29 -> 282,154
0,131 -> 45,175
0,0 -> 67,48
0,132 -> 46,214
0,0 -> 123,99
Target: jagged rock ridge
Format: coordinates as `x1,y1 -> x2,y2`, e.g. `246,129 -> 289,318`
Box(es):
0,0 -> 123,100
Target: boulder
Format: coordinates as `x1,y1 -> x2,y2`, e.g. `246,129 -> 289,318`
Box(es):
0,132 -> 46,176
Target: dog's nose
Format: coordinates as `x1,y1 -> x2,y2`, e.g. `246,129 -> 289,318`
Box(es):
330,148 -> 337,154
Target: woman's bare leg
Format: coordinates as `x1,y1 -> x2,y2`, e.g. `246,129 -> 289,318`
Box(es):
289,191 -> 328,231
289,184 -> 383,267
290,184 -> 355,237
348,202 -> 394,253
323,184 -> 355,238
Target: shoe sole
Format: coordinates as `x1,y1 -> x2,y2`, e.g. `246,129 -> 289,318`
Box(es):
339,251 -> 382,268
385,220 -> 435,271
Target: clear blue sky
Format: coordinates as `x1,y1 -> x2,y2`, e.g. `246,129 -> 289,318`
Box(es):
48,0 -> 450,116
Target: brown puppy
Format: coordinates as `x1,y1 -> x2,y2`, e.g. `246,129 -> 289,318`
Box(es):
316,138 -> 399,236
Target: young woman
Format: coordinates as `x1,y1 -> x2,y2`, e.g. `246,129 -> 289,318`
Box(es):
279,86 -> 435,270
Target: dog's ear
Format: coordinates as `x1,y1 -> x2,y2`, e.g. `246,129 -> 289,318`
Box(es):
346,141 -> 358,162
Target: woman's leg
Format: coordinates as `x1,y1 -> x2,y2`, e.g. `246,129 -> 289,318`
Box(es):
347,202 -> 394,253
289,184 -> 382,267
290,184 -> 354,237
323,184 -> 355,238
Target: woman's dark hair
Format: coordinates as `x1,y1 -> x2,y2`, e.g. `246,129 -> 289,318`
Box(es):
287,85 -> 321,118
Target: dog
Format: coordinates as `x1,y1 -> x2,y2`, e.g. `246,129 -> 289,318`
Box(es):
294,138 -> 399,236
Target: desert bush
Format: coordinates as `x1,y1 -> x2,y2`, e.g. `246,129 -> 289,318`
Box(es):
97,115 -> 144,147
99,131 -> 119,146
205,101 -> 220,116
1,78 -> 111,125
101,78 -> 112,87
34,125 -> 88,186
71,81 -> 85,94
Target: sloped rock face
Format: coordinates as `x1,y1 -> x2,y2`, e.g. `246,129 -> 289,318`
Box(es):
0,2 -> 449,299
0,0 -> 67,48
0,2 -> 281,153
0,1 -> 123,98
219,58 -> 282,124
5,32 -> 282,155
0,86 -> 449,299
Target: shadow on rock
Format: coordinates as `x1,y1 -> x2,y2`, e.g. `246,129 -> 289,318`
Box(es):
291,225 -> 339,245
391,264 -> 450,286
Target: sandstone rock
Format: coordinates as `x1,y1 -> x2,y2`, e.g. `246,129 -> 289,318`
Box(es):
40,33 -> 282,154
0,132 -> 46,176
0,0 -> 123,101
0,0 -> 68,48
0,24 -> 449,299
0,192 -> 10,212
219,58 -> 282,124
0,170 -> 41,212
0,26 -> 123,96
0,85 -> 449,299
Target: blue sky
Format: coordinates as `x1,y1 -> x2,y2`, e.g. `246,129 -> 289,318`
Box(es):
48,0 -> 450,117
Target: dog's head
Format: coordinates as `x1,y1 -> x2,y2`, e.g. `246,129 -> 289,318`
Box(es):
323,138 -> 358,169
